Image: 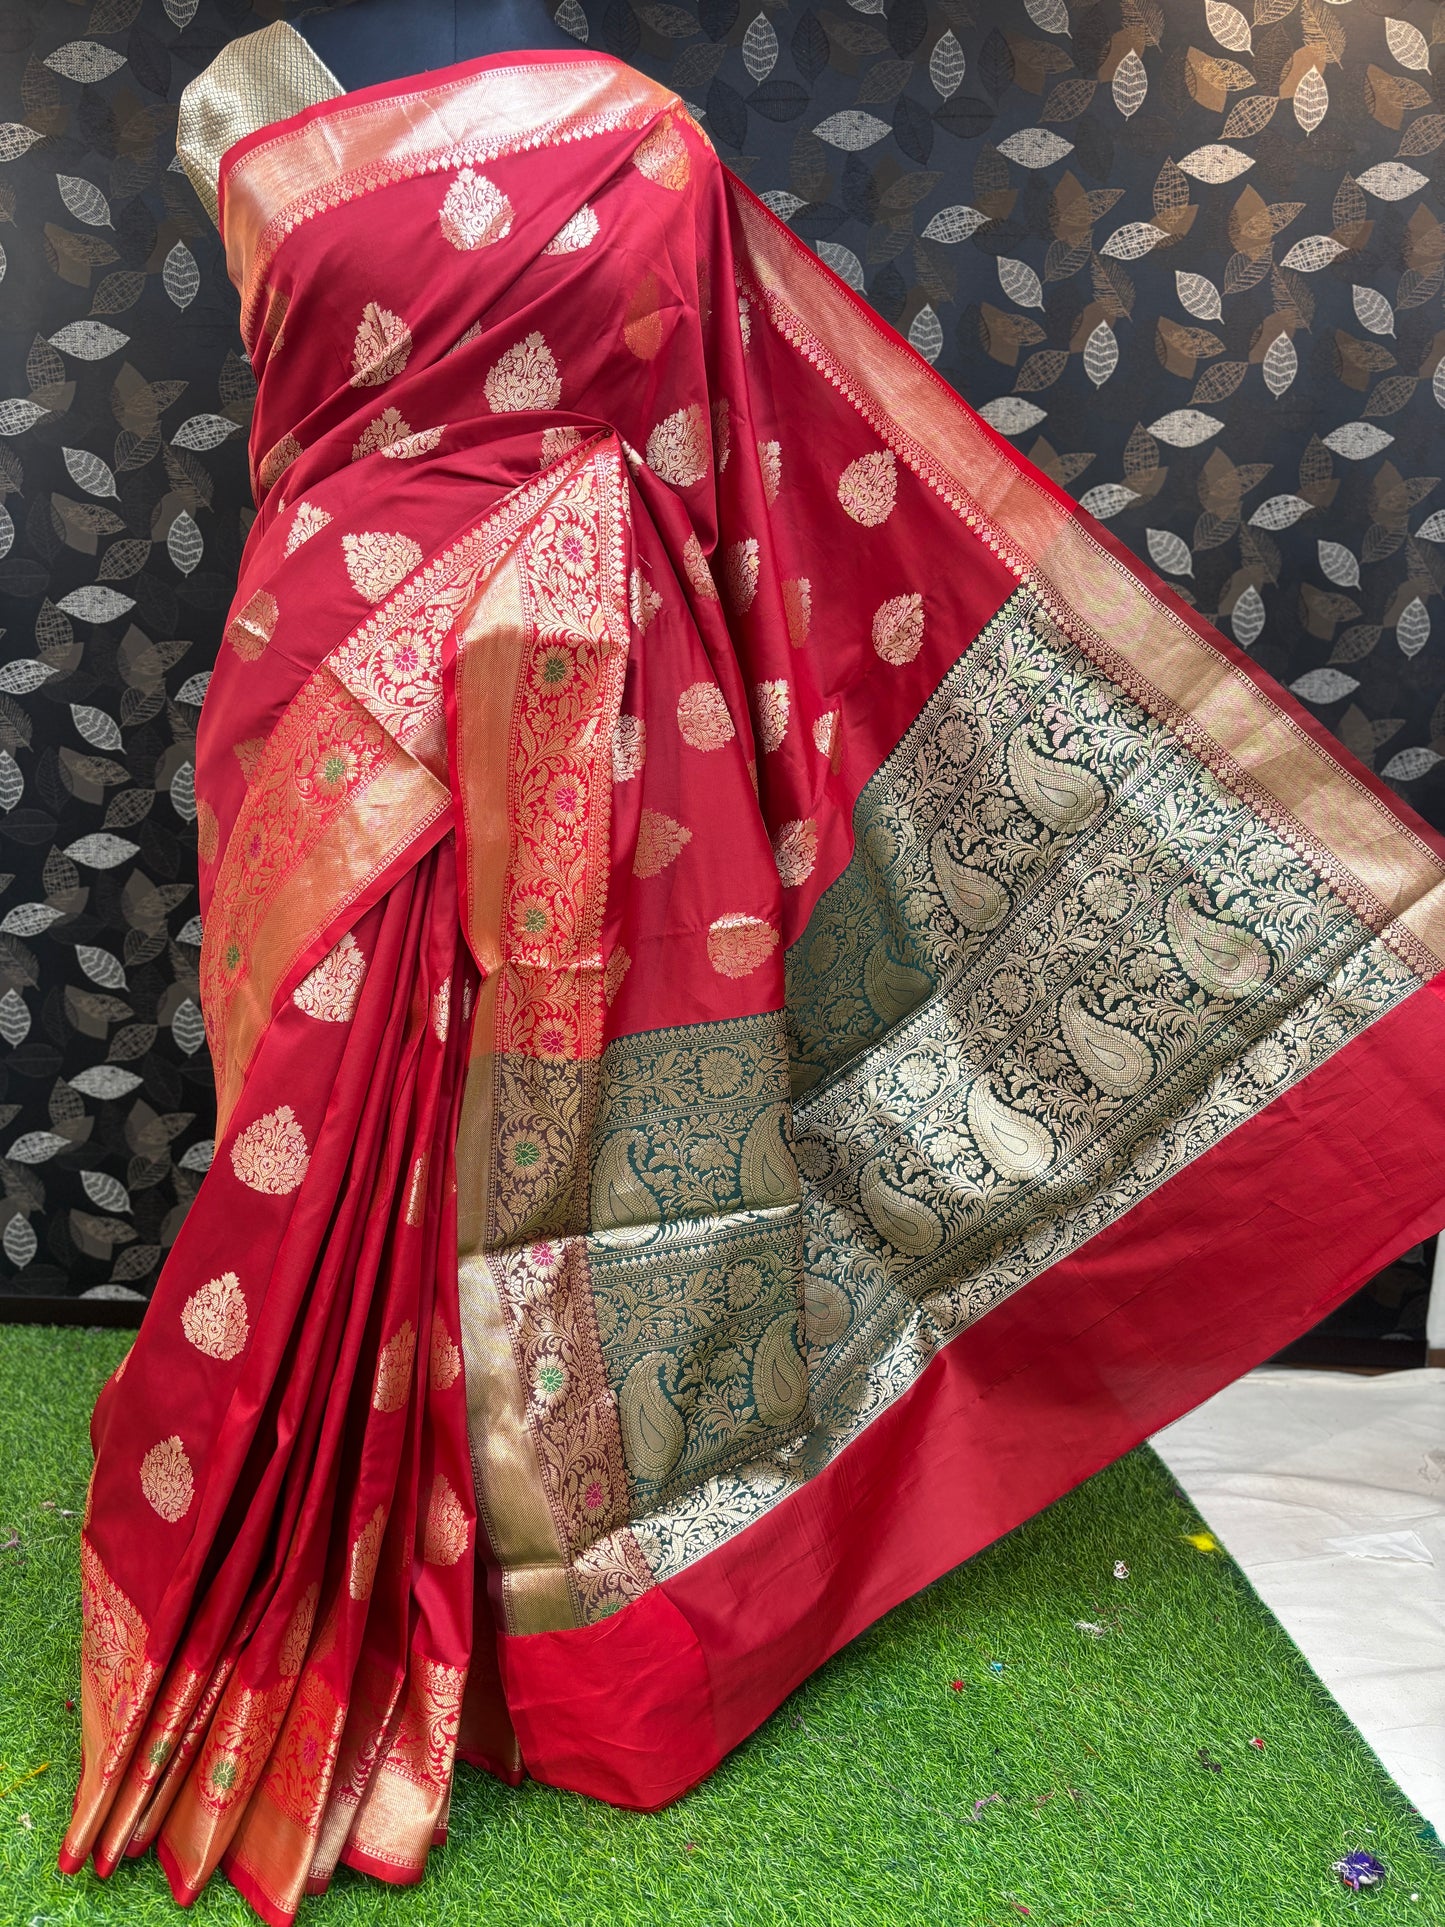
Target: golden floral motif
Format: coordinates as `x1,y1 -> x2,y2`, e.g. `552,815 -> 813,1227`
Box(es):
707,914 -> 780,978
195,1681 -> 286,1816
682,531 -> 718,599
231,1103 -> 310,1195
711,398 -> 731,472
783,577 -> 812,647
624,272 -> 664,359
611,715 -> 646,782
285,502 -> 332,554
677,682 -> 735,750
349,1506 -> 387,1601
813,709 -> 839,757
485,331 -> 561,413
873,591 -> 926,666
543,203 -> 599,254
633,809 -> 692,878
404,1150 -> 429,1228
629,566 -> 662,632
738,289 -> 752,349
293,930 -> 367,1022
350,301 -> 412,387
261,1666 -> 344,1832
429,1316 -> 461,1391
773,818 -> 819,888
381,424 -> 445,460
541,424 -> 583,466
140,1435 -> 194,1523
756,678 -> 791,752
224,588 -> 277,662
342,530 -> 424,604
373,1320 -> 417,1414
352,407 -> 416,461
261,285 -> 289,352
758,439 -> 782,504
438,166 -> 513,249
76,1537 -> 160,1783
258,435 -> 300,490
233,737 -> 266,781
278,1583 -> 319,1679
838,449 -> 898,526
724,538 -> 760,613
604,945 -> 631,1005
645,404 -> 708,488
180,1270 -> 249,1361
196,797 -> 220,863
631,114 -> 691,189
423,1478 -> 468,1566
431,975 -> 451,1043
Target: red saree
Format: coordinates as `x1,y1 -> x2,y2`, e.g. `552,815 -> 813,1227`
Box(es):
60,25 -> 1445,1923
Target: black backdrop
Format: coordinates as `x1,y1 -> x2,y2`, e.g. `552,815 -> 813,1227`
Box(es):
1,0 -> 1441,1342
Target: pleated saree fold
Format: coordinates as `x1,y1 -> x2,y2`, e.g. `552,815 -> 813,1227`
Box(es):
61,30 -> 1445,1921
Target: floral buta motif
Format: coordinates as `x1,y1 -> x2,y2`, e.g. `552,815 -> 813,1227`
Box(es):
431,975 -> 451,1043
372,1320 -> 417,1414
837,449 -> 897,526
293,930 -> 367,1022
707,914 -> 780,978
611,715 -> 646,782
350,301 -> 412,387
285,502 -> 332,555
756,679 -> 791,753
429,1316 -> 461,1391
631,113 -> 690,191
180,1270 -> 249,1362
224,588 -> 278,661
343,530 -> 424,604
140,1435 -> 194,1523
783,576 -> 812,646
682,531 -> 717,599
349,1506 -> 387,1602
645,403 -> 708,488
873,592 -> 927,666
758,439 -> 782,504
422,1478 -> 469,1566
230,1104 -> 310,1195
724,538 -> 760,613
773,818 -> 819,888
676,682 -> 734,750
543,204 -> 599,254
438,166 -> 513,249
257,436 -> 300,491
404,1150 -> 429,1228
484,331 -> 561,413
633,809 -> 691,879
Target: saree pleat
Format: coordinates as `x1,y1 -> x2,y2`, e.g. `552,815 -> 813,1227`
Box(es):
61,34 -> 1445,1921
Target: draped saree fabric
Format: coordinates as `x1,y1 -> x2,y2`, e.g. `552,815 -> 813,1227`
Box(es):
60,26 -> 1445,1923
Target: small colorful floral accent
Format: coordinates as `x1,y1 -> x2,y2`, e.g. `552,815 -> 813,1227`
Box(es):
950,1679 -> 965,1692
1184,1530 -> 1220,1553
1334,1851 -> 1386,1892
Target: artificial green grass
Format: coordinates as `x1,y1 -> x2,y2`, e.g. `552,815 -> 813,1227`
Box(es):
1,1324 -> 1439,1927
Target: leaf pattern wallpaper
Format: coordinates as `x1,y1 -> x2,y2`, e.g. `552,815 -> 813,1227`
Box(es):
0,0 -> 1441,1321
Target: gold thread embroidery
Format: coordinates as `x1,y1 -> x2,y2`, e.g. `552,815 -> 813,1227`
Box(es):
837,449 -> 898,526
707,915 -> 779,978
180,1271 -> 249,1361
438,165 -> 513,249
677,683 -> 734,750
633,810 -> 692,879
372,1321 -> 417,1413
343,530 -> 424,603
139,1436 -> 194,1523
292,931 -> 367,1022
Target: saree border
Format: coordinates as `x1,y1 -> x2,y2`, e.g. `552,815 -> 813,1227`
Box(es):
214,50 -> 677,349
729,182 -> 1445,981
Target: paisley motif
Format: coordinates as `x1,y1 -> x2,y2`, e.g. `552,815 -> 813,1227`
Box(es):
931,836 -> 1009,933
590,1128 -> 661,1241
1165,890 -> 1272,998
619,1353 -> 685,1483
751,1312 -> 808,1428
859,1159 -> 944,1256
863,940 -> 931,1022
1059,990 -> 1154,1097
967,1079 -> 1056,1180
1005,734 -> 1106,834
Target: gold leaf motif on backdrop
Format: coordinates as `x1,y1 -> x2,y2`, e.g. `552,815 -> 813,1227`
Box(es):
423,1477 -> 469,1565
348,1506 -> 386,1600
139,1435 -> 193,1523
372,1319 -> 416,1413
484,331 -> 561,412
293,930 -> 367,1022
646,404 -> 709,487
284,502 -> 332,555
631,115 -> 691,191
872,592 -> 927,666
783,576 -> 812,645
230,1104 -> 310,1195
773,818 -> 819,887
543,203 -> 599,254
429,1315 -> 462,1391
633,809 -> 692,878
707,914 -> 779,978
611,714 -> 647,782
342,530 -> 424,603
838,449 -> 898,526
223,588 -> 277,661
756,678 -> 791,752
180,1270 -> 249,1361
677,682 -> 735,750
438,166 -> 514,250
349,301 -> 413,387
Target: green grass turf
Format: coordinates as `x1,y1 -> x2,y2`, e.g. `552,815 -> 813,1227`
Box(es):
1,1324 -> 1440,1927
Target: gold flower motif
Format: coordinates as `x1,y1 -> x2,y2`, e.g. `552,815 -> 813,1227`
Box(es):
541,424 -> 583,466
632,115 -> 691,190
682,531 -> 718,599
230,1104 -> 310,1195
783,577 -> 812,646
430,1316 -> 462,1392
629,567 -> 662,632
348,1506 -> 386,1601
352,407 -> 411,460
431,975 -> 451,1043
646,404 -> 709,488
707,914 -> 779,978
342,530 -> 423,603
258,435 -> 300,490
755,678 -> 791,752
872,592 -> 926,666
140,1435 -> 193,1523
711,398 -> 731,472
438,167 -> 513,250
815,711 -> 840,759
624,272 -> 664,359
611,715 -> 646,782
724,538 -> 760,613
758,439 -> 782,504
838,449 -> 898,526
233,737 -> 266,781
196,797 -> 220,863
773,818 -> 819,888
180,1270 -> 248,1361
604,945 -> 631,1006
224,589 -> 277,662
485,331 -> 561,412
423,1478 -> 469,1566
372,1319 -> 416,1413
278,1583 -> 318,1679
350,301 -> 412,387
677,682 -> 735,750
404,1150 -> 429,1228
292,930 -> 366,1022
380,424 -> 445,460
543,204 -> 599,254
634,809 -> 692,879
738,290 -> 752,349
284,502 -> 331,555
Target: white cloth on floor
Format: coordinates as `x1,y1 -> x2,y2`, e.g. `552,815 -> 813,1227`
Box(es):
1151,1366 -> 1445,1837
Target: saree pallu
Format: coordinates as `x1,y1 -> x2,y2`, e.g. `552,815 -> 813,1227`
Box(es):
61,30 -> 1445,1923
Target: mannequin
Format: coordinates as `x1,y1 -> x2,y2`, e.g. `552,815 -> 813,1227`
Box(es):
293,0 -> 577,91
